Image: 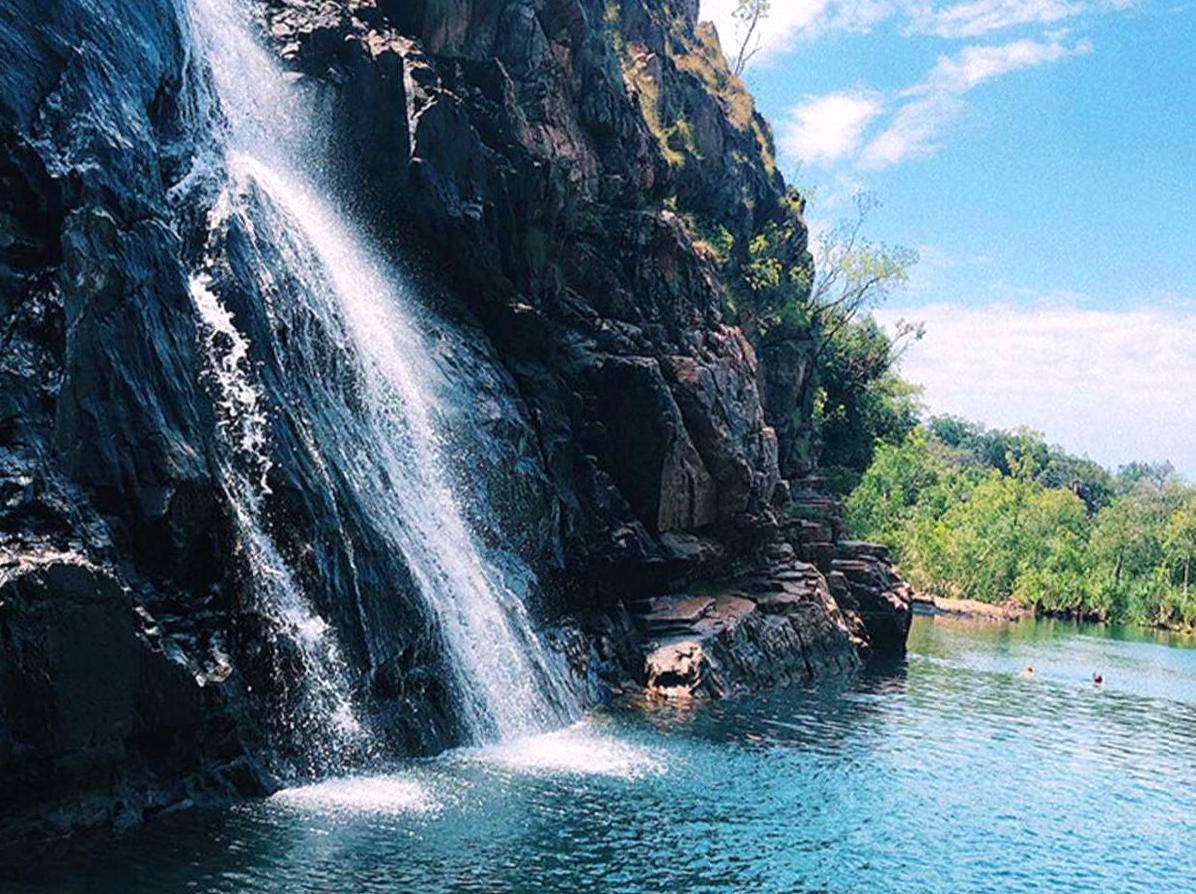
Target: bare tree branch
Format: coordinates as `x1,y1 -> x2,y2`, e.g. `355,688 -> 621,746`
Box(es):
731,0 -> 771,76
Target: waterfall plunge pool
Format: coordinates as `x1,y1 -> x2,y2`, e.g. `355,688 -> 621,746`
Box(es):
17,614 -> 1196,892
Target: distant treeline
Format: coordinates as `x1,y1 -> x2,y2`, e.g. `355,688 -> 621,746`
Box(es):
845,417 -> 1196,631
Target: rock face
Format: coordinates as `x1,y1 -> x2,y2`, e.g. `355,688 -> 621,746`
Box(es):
0,0 -> 914,857
781,480 -> 915,658
0,557 -> 264,849
1,0 -> 263,856
830,542 -> 916,657
638,549 -> 860,699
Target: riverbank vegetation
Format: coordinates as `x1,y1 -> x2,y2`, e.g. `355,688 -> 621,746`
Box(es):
844,418 -> 1196,630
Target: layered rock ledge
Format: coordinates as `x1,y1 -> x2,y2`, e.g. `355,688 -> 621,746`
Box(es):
637,552 -> 859,699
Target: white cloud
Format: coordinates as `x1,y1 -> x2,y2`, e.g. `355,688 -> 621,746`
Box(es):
821,0 -> 907,34
859,93 -> 965,167
910,33 -> 1093,94
875,300 -> 1196,475
697,3 -> 1114,175
858,33 -> 1091,168
699,0 -> 833,65
700,0 -> 1101,63
907,0 -> 1085,39
780,91 -> 885,165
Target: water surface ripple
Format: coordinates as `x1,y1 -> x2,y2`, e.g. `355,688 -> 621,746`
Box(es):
20,616 -> 1196,893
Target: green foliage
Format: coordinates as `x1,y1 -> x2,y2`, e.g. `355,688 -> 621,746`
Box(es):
1115,461 -> 1180,494
845,421 -> 1196,630
843,429 -> 957,545
679,211 -> 735,265
816,316 -> 922,493
926,416 -> 1114,511
736,198 -> 918,339
738,219 -> 813,338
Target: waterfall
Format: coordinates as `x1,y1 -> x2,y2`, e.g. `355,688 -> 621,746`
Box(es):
189,214 -> 370,776
183,0 -> 580,753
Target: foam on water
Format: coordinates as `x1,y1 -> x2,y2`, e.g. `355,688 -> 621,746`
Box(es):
466,720 -> 666,780
271,776 -> 434,817
266,721 -> 663,823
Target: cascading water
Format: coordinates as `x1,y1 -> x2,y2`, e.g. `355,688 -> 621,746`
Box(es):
183,0 -> 581,754
189,201 -> 369,775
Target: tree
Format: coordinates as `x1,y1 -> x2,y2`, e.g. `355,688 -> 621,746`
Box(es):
804,194 -> 920,360
844,413 -> 1196,629
1163,493 -> 1196,613
925,415 -> 1112,510
729,191 -> 917,479
730,0 -> 771,76
1011,487 -> 1093,615
743,193 -> 919,357
1115,461 -> 1179,495
1086,484 -> 1172,620
815,316 -> 923,491
844,429 -> 950,547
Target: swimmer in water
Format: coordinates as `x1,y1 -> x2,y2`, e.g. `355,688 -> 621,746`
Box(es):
1021,665 -> 1035,678
1093,673 -> 1103,686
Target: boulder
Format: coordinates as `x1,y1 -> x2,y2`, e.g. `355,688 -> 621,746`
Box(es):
0,556 -> 264,861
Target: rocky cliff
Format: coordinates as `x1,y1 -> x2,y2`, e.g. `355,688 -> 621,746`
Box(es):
0,0 -> 911,859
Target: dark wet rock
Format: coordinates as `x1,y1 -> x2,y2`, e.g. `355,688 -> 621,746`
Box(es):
0,0 -> 463,855
831,542 -> 915,657
768,479 -> 915,659
0,0 -> 916,855
0,0 -> 259,856
0,556 -> 268,864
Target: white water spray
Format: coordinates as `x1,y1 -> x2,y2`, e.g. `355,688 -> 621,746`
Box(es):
190,243 -> 367,772
186,0 -> 580,748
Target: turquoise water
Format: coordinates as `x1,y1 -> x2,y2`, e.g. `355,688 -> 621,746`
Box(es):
19,615 -> 1196,892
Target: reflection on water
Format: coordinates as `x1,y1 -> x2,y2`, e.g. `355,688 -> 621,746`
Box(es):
16,616 -> 1196,893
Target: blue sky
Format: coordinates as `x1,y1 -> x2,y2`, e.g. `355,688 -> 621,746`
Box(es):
700,0 -> 1196,474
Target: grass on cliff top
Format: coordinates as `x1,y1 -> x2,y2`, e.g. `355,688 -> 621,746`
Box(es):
671,22 -> 777,175
605,2 -> 775,175
624,51 -> 687,168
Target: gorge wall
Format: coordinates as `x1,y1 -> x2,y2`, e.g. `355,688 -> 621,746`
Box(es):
0,0 -> 912,858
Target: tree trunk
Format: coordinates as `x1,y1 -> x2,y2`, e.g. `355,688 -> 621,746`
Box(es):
733,10 -> 762,75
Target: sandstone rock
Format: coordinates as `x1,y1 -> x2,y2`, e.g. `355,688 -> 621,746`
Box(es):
645,639 -> 706,698
631,555 -> 859,700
